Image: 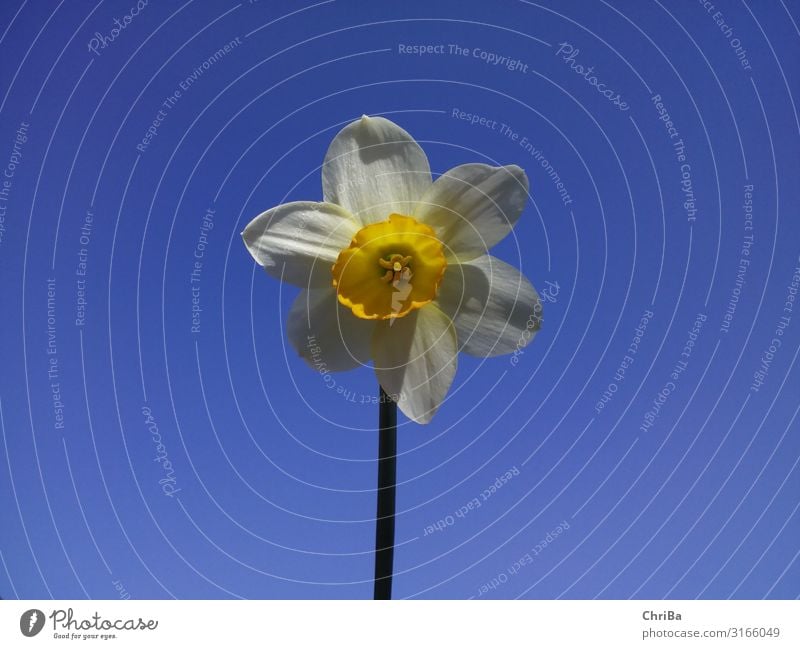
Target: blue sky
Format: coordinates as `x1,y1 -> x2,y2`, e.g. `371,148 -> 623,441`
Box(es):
0,0 -> 798,599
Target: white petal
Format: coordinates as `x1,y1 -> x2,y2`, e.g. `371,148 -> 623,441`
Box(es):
287,288 -> 375,372
322,115 -> 432,224
242,201 -> 359,287
436,255 -> 542,357
372,305 -> 457,424
414,164 -> 529,260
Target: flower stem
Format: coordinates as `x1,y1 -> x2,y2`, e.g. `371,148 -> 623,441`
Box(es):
373,386 -> 397,600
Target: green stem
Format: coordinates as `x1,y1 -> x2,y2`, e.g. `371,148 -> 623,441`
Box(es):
373,386 -> 397,600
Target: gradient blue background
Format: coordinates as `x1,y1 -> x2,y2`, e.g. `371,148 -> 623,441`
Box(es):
0,0 -> 798,599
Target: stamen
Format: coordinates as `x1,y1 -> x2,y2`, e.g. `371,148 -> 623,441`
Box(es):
380,253 -> 412,283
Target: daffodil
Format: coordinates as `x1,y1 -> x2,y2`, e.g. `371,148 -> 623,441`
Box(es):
243,115 -> 541,423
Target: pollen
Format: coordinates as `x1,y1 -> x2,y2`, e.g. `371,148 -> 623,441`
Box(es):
379,254 -> 412,283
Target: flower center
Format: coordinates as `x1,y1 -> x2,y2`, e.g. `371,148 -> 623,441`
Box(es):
332,214 -> 447,320
379,253 -> 412,283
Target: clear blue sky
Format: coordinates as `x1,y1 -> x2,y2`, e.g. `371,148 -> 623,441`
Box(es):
0,0 -> 798,599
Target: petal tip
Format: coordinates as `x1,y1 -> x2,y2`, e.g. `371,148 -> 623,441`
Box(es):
506,163 -> 529,184
357,114 -> 376,131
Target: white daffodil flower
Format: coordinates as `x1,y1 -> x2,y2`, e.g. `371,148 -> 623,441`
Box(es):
243,115 -> 542,423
